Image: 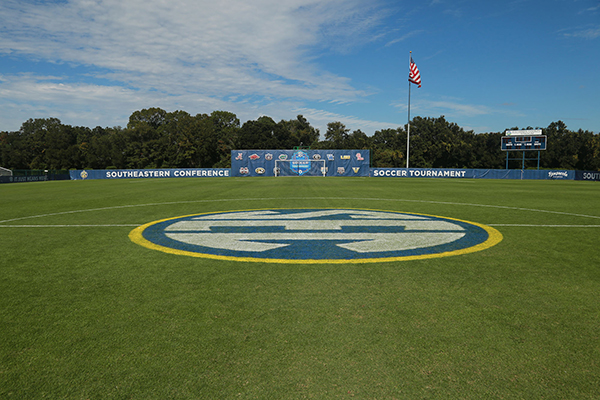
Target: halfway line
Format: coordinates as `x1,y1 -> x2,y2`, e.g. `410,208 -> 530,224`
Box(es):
0,224 -> 140,228
2,224 -> 600,229
487,224 -> 600,227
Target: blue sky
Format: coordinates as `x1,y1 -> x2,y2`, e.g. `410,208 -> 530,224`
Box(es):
1,0 -> 598,135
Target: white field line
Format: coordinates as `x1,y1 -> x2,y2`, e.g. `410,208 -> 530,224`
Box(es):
0,224 -> 139,227
487,224 -> 600,227
1,224 -> 599,229
0,197 -> 599,225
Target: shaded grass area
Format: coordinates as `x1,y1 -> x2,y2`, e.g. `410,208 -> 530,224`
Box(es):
1,177 -> 599,399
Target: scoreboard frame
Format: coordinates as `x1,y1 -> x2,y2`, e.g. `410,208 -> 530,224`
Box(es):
501,135 -> 547,151
502,129 -> 547,170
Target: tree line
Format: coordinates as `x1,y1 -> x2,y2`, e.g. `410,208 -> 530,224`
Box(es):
1,107 -> 599,171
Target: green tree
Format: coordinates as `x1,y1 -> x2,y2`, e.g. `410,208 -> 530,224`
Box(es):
278,115 -> 320,149
84,127 -> 114,169
211,111 -> 241,168
123,108 -> 170,168
370,128 -> 405,167
406,116 -> 477,168
587,134 -> 600,171
16,118 -> 85,170
471,132 -> 504,169
0,130 -> 29,169
347,129 -> 370,150
128,108 -> 167,129
322,121 -> 350,149
542,121 -> 569,169
3,111 -> 598,171
238,116 -> 279,149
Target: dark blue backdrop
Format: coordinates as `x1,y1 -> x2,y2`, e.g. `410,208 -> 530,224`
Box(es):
231,150 -> 370,177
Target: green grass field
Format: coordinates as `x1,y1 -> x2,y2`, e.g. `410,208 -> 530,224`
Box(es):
1,177 -> 599,399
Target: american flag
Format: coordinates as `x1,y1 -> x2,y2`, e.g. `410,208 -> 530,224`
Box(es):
409,57 -> 421,88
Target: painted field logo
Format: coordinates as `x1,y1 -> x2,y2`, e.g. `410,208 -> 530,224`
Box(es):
130,209 -> 502,264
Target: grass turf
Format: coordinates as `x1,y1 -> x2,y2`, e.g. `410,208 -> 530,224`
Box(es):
1,177 -> 599,399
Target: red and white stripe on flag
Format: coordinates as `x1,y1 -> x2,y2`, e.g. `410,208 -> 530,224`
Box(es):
409,57 -> 421,88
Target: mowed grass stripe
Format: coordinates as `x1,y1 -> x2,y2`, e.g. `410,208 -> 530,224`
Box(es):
2,195 -> 600,225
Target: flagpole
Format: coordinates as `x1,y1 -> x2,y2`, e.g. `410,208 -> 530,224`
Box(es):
406,51 -> 411,169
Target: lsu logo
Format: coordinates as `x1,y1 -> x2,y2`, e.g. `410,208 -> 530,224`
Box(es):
130,209 -> 502,264
255,167 -> 266,174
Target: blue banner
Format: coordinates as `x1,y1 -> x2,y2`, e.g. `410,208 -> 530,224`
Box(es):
70,168 -> 230,180
371,168 -> 576,180
575,171 -> 600,181
1,173 -> 70,184
231,150 -> 370,177
63,167 -> 594,181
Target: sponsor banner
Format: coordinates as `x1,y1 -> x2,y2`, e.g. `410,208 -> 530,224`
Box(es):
545,170 -> 572,180
575,170 -> 600,181
505,129 -> 542,136
0,174 -> 70,184
371,168 -> 577,180
0,175 -> 48,183
231,150 -> 370,177
69,168 -> 230,180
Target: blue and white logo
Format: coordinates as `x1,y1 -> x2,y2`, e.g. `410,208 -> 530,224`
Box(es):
130,209 -> 502,263
291,151 -> 310,176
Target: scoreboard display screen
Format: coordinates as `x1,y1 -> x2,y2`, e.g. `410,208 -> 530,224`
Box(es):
501,135 -> 546,151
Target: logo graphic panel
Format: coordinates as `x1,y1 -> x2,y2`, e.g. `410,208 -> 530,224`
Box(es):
291,151 -> 310,175
131,209 -> 502,263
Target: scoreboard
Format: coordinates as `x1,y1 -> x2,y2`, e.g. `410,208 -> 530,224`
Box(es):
501,135 -> 547,151
501,129 -> 546,151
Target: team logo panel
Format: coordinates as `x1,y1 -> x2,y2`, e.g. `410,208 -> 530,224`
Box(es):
130,209 -> 502,263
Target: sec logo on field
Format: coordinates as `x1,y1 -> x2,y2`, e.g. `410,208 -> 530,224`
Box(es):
130,209 -> 502,264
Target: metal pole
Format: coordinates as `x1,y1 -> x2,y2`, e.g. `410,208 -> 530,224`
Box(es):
406,51 -> 412,169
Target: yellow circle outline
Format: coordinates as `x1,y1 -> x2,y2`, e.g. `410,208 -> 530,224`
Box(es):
129,208 -> 503,264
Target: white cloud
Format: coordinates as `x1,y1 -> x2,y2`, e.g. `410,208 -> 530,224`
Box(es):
394,98 -> 491,118
563,26 -> 600,39
0,73 -> 234,129
0,73 -> 399,135
421,100 -> 491,117
0,0 -> 392,130
0,0 -> 381,101
294,107 -> 401,134
559,22 -> 600,40
385,30 -> 425,47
